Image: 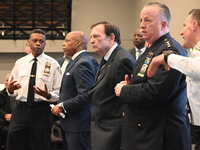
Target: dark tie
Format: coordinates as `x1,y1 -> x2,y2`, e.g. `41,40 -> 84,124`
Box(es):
27,58 -> 37,106
66,59 -> 73,70
97,58 -> 107,80
138,49 -> 142,57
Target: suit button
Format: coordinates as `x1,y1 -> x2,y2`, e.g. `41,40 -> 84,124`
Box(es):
122,112 -> 125,116
137,124 -> 141,127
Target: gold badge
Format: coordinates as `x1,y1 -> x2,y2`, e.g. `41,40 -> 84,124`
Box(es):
138,52 -> 154,77
194,42 -> 200,51
43,62 -> 51,76
164,39 -> 171,48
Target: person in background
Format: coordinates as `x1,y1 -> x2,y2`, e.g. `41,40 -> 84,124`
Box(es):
6,29 -> 62,150
25,41 -> 32,55
0,74 -> 16,149
57,52 -> 72,76
147,9 -> 200,150
51,31 -> 98,150
128,28 -> 146,60
115,2 -> 191,150
89,21 -> 135,150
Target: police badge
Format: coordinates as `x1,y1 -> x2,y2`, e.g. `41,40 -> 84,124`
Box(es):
43,62 -> 51,76
137,52 -> 154,77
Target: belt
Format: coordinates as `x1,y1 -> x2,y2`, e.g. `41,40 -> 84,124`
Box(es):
17,101 -> 49,107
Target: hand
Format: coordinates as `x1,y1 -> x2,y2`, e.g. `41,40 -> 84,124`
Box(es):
114,75 -> 130,97
147,54 -> 170,78
4,114 -> 12,121
7,76 -> 21,94
51,104 -> 63,116
34,83 -> 49,98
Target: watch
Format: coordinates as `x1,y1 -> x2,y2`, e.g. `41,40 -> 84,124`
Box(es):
46,93 -> 52,100
164,51 -> 173,63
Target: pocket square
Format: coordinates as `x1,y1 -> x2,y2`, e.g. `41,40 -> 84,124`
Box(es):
66,72 -> 70,75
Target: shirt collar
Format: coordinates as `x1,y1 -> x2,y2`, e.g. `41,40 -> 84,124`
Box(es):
104,43 -> 118,61
28,53 -> 45,63
135,46 -> 146,53
71,50 -> 86,61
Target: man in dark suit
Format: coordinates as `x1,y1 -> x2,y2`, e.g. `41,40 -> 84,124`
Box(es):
115,2 -> 191,150
128,28 -> 146,60
51,31 -> 98,150
0,74 -> 16,149
89,21 -> 135,150
56,52 -> 72,150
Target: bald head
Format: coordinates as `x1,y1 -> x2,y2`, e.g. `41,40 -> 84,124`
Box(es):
68,31 -> 88,50
63,31 -> 88,57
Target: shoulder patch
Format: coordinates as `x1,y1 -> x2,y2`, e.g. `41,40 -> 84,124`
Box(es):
194,42 -> 200,51
162,50 -> 178,55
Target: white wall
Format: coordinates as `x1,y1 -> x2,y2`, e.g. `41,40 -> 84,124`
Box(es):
0,0 -> 199,83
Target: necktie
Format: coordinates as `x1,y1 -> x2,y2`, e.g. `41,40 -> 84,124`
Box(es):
66,59 -> 73,70
138,49 -> 142,57
27,58 -> 37,106
97,58 -> 107,79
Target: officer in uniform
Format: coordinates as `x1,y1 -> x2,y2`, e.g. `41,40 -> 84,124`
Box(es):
147,9 -> 200,150
115,2 -> 191,150
6,29 -> 62,150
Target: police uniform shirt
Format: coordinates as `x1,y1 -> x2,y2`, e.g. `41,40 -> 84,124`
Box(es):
9,53 -> 62,103
168,41 -> 200,125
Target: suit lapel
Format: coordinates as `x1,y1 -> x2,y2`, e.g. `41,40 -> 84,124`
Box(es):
60,52 -> 87,90
93,46 -> 119,85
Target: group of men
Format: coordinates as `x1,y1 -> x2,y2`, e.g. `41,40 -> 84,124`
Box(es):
1,2 -> 200,150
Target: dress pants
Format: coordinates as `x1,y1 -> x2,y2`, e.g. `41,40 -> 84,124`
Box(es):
64,131 -> 91,150
6,103 -> 53,150
191,124 -> 200,150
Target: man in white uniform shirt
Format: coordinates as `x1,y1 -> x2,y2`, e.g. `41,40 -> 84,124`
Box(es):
6,29 -> 62,150
147,9 -> 200,150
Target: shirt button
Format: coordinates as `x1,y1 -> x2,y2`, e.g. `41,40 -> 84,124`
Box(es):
138,124 -> 141,127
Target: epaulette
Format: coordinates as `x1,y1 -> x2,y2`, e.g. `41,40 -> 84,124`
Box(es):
164,38 -> 173,48
194,41 -> 200,51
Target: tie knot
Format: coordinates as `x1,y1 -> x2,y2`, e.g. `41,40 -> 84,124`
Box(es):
33,58 -> 37,62
101,58 -> 107,66
68,59 -> 73,63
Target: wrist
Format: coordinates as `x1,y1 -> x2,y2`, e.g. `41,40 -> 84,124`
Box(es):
46,93 -> 52,100
163,51 -> 174,63
8,89 -> 14,94
58,103 -> 63,111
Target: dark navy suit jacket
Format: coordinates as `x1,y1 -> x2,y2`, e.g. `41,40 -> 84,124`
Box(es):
58,52 -> 98,132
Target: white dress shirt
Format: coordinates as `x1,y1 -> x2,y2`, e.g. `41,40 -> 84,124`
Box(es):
9,53 -> 62,102
104,43 -> 118,61
168,41 -> 200,125
135,46 -> 146,60
61,56 -> 70,75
